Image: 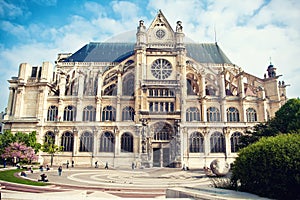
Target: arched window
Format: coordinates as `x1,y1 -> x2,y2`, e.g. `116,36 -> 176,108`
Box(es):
210,132 -> 225,153
61,132 -> 74,152
63,105 -> 76,121
44,131 -> 55,144
122,106 -> 135,121
186,107 -> 201,122
47,106 -> 58,121
246,108 -> 257,122
227,107 -> 240,122
187,79 -> 196,95
122,74 -> 134,96
207,107 -> 221,122
102,106 -> 116,121
99,132 -> 115,152
230,132 -> 242,153
79,132 -> 94,152
152,122 -> 173,141
189,132 -> 204,153
121,132 -> 133,152
83,106 -> 96,121
206,85 -> 216,96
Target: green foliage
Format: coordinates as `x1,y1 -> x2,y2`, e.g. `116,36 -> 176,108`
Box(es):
238,98 -> 300,148
41,136 -> 63,166
0,131 -> 41,155
271,98 -> 300,133
0,169 -> 48,186
231,133 -> 300,200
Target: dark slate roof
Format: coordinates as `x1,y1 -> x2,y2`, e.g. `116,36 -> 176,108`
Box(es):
65,42 -> 231,64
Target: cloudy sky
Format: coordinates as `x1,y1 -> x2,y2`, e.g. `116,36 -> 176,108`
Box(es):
0,0 -> 299,111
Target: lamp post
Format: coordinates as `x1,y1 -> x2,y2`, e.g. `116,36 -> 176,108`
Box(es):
72,127 -> 78,162
173,119 -> 181,168
91,127 -> 97,167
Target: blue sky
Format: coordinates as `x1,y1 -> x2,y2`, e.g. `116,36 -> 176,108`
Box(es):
0,0 -> 299,111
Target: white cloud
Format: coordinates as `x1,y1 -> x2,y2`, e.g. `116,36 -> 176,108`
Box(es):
0,0 -> 24,19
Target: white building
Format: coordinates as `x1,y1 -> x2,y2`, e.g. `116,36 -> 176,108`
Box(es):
4,11 -> 288,168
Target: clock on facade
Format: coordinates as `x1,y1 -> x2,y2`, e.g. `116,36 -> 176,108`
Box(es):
151,59 -> 172,80
155,29 -> 166,39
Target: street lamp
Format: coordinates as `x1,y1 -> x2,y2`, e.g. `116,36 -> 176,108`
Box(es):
72,127 -> 78,162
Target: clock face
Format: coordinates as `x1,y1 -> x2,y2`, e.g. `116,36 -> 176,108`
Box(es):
155,29 -> 166,39
151,59 -> 172,80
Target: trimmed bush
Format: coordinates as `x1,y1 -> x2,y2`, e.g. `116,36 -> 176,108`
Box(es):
231,133 -> 300,200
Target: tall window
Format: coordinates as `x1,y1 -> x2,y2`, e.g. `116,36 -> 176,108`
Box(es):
230,132 -> 242,153
207,107 -> 221,122
186,107 -> 201,122
122,74 -> 134,96
99,132 -> 115,152
79,132 -> 94,152
227,107 -> 239,122
122,106 -> 135,121
61,132 -> 74,152
63,105 -> 76,121
44,131 -> 55,144
83,106 -> 96,121
121,132 -> 133,152
102,106 -> 116,121
152,122 -> 172,141
47,106 -> 58,121
246,108 -> 257,122
210,132 -> 225,153
189,132 -> 204,153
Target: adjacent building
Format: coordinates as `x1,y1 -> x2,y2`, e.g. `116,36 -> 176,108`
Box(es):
4,11 -> 288,168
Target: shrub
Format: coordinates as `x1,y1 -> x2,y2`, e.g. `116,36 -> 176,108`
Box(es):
231,133 -> 300,199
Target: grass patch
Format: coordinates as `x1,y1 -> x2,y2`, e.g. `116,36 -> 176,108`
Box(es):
0,169 -> 48,186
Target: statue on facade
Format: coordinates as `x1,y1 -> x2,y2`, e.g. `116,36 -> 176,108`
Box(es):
176,21 -> 183,32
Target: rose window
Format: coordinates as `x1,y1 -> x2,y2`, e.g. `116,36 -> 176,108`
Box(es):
151,59 -> 172,80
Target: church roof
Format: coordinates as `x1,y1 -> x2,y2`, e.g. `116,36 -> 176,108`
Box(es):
64,42 -> 232,64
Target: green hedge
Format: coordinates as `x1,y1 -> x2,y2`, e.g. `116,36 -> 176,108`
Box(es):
231,133 -> 300,200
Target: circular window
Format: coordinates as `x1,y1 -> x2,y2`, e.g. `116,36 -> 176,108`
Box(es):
151,59 -> 172,80
155,29 -> 165,39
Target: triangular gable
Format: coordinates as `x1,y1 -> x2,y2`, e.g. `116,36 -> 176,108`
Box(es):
146,10 -> 175,44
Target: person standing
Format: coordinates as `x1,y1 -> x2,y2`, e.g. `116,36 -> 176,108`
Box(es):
58,166 -> 62,176
71,160 -> 74,168
66,160 -> 69,169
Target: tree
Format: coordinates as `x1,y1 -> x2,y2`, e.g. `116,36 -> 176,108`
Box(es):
0,130 -> 15,155
0,131 -> 41,154
270,98 -> 300,133
41,136 -> 63,167
238,98 -> 300,148
1,142 -> 38,164
231,133 -> 300,200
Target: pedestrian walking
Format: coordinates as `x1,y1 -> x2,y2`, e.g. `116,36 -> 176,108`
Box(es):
132,162 -> 135,170
58,166 -> 62,176
105,162 -> 108,169
66,160 -> 69,169
71,160 -> 74,168
95,161 -> 98,168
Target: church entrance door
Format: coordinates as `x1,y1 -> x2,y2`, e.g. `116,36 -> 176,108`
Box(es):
152,147 -> 170,167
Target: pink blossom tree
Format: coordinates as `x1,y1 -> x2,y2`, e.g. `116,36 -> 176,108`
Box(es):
1,142 -> 38,164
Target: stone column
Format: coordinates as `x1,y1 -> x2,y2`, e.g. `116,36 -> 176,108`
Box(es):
116,72 -> 122,122
6,87 -> 14,117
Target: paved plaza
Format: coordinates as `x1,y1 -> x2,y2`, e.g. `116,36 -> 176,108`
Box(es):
0,167 -> 269,199
1,167 -> 210,199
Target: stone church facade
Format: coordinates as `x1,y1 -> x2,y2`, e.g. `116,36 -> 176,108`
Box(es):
4,11 -> 288,168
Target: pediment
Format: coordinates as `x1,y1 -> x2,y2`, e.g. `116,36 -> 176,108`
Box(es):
147,10 -> 175,45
